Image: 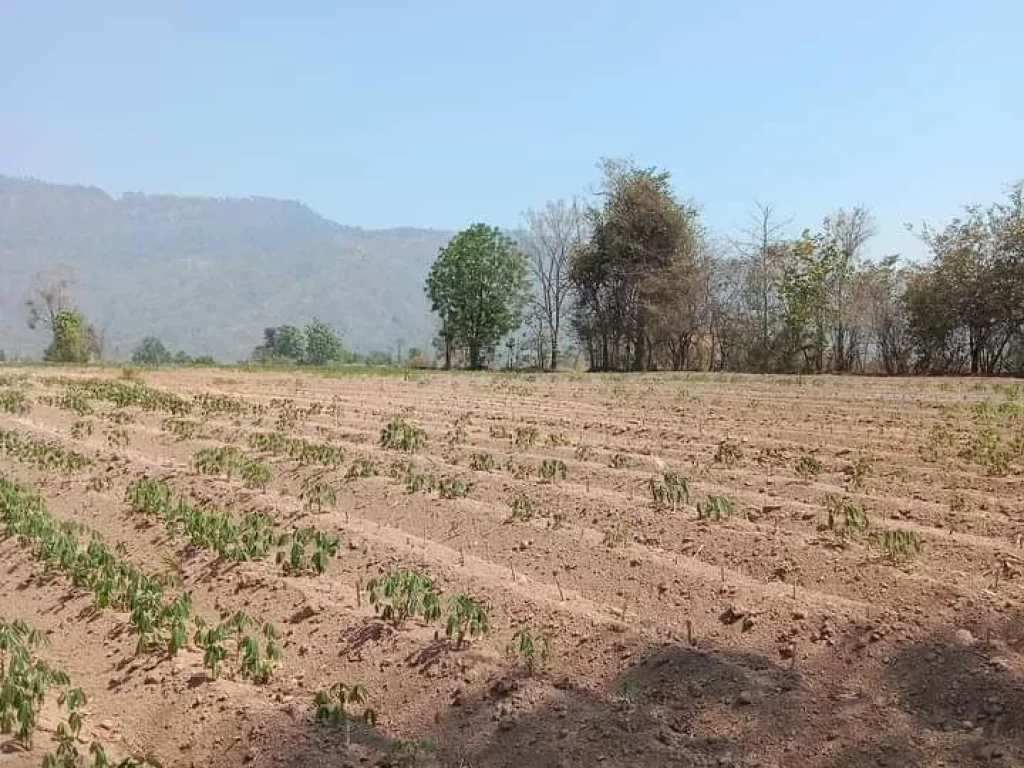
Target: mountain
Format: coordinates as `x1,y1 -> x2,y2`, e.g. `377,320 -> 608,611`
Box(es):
0,176 -> 451,361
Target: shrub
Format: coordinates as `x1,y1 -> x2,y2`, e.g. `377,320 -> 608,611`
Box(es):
698,494 -> 735,520
538,459 -> 567,483
380,414 -> 427,452
469,452 -> 496,472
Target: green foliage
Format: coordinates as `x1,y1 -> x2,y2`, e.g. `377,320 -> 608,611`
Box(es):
125,476 -> 282,564
514,426 -> 539,448
70,420 -> 94,439
345,457 -> 378,479
160,417 -> 199,441
870,528 -> 923,563
131,337 -> 173,365
193,392 -> 248,416
299,477 -> 338,513
713,440 -> 743,466
193,614 -> 279,683
44,310 -> 93,363
314,683 -> 377,748
275,527 -> 340,575
303,318 -> 348,366
44,377 -> 191,415
105,428 -> 129,449
193,445 -> 246,478
0,428 -> 92,471
367,569 -> 442,626
444,595 -> 490,649
506,628 -> 551,675
404,466 -> 437,493
251,325 -> 306,363
648,472 -> 690,509
239,459 -> 273,490
843,456 -> 874,489
0,389 -> 31,415
795,455 -> 823,479
248,431 -> 345,466
608,452 -> 630,469
697,494 -> 736,520
425,223 -> 529,369
2,477 -> 192,656
469,452 -> 496,471
380,413 -> 428,452
824,493 -> 869,540
0,618 -> 66,748
438,476 -> 470,498
965,426 -> 1014,475
508,493 -> 541,522
538,458 -> 567,482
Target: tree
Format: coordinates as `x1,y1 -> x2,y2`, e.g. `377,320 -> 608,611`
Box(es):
570,159 -> 704,371
132,337 -> 173,365
779,231 -> 841,373
732,202 -> 791,371
522,199 -> 586,370
251,325 -> 306,363
44,310 -> 92,363
425,224 -> 529,370
823,207 -> 875,371
303,318 -> 346,366
906,183 -> 1024,374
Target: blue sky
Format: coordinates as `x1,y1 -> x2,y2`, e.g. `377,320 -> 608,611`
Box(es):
1,0 -> 1021,260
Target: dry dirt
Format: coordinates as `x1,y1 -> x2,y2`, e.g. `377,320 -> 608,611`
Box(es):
2,366 -> 1024,767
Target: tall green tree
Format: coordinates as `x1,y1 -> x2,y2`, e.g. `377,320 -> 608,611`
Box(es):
425,224 -> 529,369
251,325 -> 306,363
303,318 -> 346,366
132,336 -> 173,365
44,310 -> 92,363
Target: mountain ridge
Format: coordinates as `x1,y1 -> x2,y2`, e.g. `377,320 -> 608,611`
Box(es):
0,175 -> 452,361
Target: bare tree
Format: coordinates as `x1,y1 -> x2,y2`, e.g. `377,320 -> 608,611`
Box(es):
25,266 -> 76,331
732,202 -> 791,370
522,199 -> 586,370
824,207 -> 875,371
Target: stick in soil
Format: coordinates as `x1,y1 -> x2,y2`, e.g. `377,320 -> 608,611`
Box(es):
510,563 -> 517,582
555,574 -> 565,601
686,619 -> 694,647
356,579 -> 362,608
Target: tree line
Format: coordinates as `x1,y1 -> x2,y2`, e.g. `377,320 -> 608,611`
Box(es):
10,162 -> 1022,376
425,159 -> 1024,374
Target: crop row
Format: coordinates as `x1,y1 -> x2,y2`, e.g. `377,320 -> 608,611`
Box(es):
0,618 -> 154,767
126,477 -> 340,575
0,477 -> 280,682
0,428 -> 92,471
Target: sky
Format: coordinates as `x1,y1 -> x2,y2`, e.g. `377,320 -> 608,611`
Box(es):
1,0 -> 1022,261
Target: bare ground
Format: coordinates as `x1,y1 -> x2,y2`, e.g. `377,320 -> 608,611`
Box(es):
1,366 -> 1023,767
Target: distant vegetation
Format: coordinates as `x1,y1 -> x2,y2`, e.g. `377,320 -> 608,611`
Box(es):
424,160 -> 1024,374
4,170 -> 1023,374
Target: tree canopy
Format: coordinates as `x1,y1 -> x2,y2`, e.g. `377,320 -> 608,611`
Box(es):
425,223 -> 529,369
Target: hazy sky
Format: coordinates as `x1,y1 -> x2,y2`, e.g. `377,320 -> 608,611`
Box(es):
2,0 -> 1021,260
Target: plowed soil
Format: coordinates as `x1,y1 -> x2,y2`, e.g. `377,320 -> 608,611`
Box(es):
2,367 -> 1024,767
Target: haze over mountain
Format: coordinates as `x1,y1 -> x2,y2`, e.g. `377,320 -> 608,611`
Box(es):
0,176 -> 451,361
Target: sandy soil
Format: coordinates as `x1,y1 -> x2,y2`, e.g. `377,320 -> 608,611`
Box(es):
1,366 -> 1023,767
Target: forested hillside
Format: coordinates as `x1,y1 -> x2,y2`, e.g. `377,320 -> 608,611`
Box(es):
0,176 -> 449,360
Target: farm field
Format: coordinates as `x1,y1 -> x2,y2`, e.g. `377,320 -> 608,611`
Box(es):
2,366 -> 1024,767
